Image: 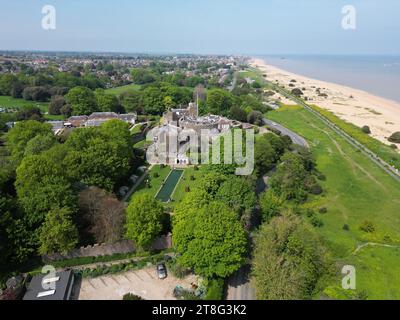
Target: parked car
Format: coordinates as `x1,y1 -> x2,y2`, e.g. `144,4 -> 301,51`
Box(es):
156,263 -> 167,279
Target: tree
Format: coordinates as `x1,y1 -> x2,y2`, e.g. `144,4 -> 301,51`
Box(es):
15,152 -> 76,227
131,68 -> 157,84
125,194 -> 165,249
254,138 -> 277,175
6,120 -> 53,164
247,110 -> 263,126
15,106 -> 43,122
229,106 -> 248,122
215,176 -> 257,214
173,201 -> 247,278
38,207 -> 79,255
269,152 -> 309,202
142,86 -> 166,114
65,86 -> 98,115
206,89 -> 234,116
119,91 -> 144,114
94,89 -> 122,113
64,121 -> 133,191
259,189 -> 284,222
78,187 -> 125,244
24,134 -> 57,157
49,95 -> 66,115
252,213 -> 330,300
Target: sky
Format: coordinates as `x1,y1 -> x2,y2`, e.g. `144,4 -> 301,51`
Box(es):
0,0 -> 399,55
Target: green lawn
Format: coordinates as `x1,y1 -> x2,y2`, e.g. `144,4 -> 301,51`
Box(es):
105,83 -> 141,96
129,165 -> 171,200
172,167 -> 204,202
267,105 -> 400,299
0,95 -> 49,112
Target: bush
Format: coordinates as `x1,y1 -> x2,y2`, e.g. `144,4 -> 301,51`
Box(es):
167,259 -> 191,279
189,175 -> 195,181
310,215 -> 324,228
388,132 -> 400,143
193,165 -> 199,171
185,186 -> 190,192
390,144 -> 398,150
204,278 -> 225,300
291,88 -> 303,96
123,293 -> 143,300
319,207 -> 328,214
309,184 -> 323,195
361,126 -> 371,134
360,220 -> 376,233
343,224 -> 350,231
153,172 -> 160,178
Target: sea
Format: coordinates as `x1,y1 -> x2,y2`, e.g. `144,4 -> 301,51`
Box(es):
257,55 -> 400,103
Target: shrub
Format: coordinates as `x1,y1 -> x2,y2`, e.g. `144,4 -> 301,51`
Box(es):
123,293 -> 144,300
390,144 -> 398,150
319,207 -> 328,214
153,172 -> 160,178
343,224 -> 350,231
204,278 -> 225,300
193,165 -> 199,171
316,173 -> 326,181
360,220 -> 376,233
291,88 -> 303,96
309,184 -> 323,195
361,126 -> 371,134
310,216 -> 324,228
388,132 -> 400,143
185,186 -> 190,192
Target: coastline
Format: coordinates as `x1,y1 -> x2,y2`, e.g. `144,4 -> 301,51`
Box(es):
250,57 -> 400,147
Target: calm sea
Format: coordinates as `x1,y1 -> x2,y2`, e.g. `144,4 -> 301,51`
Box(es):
258,55 -> 400,103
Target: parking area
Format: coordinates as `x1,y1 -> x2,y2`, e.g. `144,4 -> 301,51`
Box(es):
75,267 -> 197,300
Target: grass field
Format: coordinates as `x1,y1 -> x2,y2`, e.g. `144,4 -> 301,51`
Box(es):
105,83 -> 141,96
267,105 -> 400,299
309,104 -> 400,170
0,95 -> 49,112
129,165 -> 171,200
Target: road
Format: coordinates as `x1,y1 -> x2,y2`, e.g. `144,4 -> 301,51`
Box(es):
226,265 -> 255,300
271,84 -> 400,183
263,118 -> 309,148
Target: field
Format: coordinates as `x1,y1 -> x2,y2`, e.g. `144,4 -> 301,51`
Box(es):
267,105 -> 400,299
0,95 -> 49,112
105,83 -> 141,96
309,105 -> 400,170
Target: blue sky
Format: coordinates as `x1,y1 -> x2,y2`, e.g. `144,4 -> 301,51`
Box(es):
0,0 -> 399,54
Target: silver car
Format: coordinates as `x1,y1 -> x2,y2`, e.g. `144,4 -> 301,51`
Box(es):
156,263 -> 167,279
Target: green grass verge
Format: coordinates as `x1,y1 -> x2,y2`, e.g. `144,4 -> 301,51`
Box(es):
105,83 -> 142,96
267,105 -> 400,299
309,104 -> 400,170
128,165 -> 171,201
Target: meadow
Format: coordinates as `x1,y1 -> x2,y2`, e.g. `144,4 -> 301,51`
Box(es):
0,95 -> 49,112
267,105 -> 400,299
105,83 -> 141,96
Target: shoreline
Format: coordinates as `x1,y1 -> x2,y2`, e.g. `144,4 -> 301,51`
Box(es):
250,57 -> 400,147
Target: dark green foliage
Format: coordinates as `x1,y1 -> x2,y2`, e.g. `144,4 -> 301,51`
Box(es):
252,214 -> 330,300
360,220 -> 376,233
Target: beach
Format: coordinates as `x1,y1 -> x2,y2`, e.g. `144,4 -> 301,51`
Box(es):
251,57 -> 400,147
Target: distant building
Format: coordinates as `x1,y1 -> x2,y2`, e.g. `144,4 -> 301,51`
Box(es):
23,270 -> 74,301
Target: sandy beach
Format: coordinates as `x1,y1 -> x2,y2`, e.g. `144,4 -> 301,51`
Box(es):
251,58 -> 400,147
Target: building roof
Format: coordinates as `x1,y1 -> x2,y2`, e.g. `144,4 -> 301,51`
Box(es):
23,270 -> 74,301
